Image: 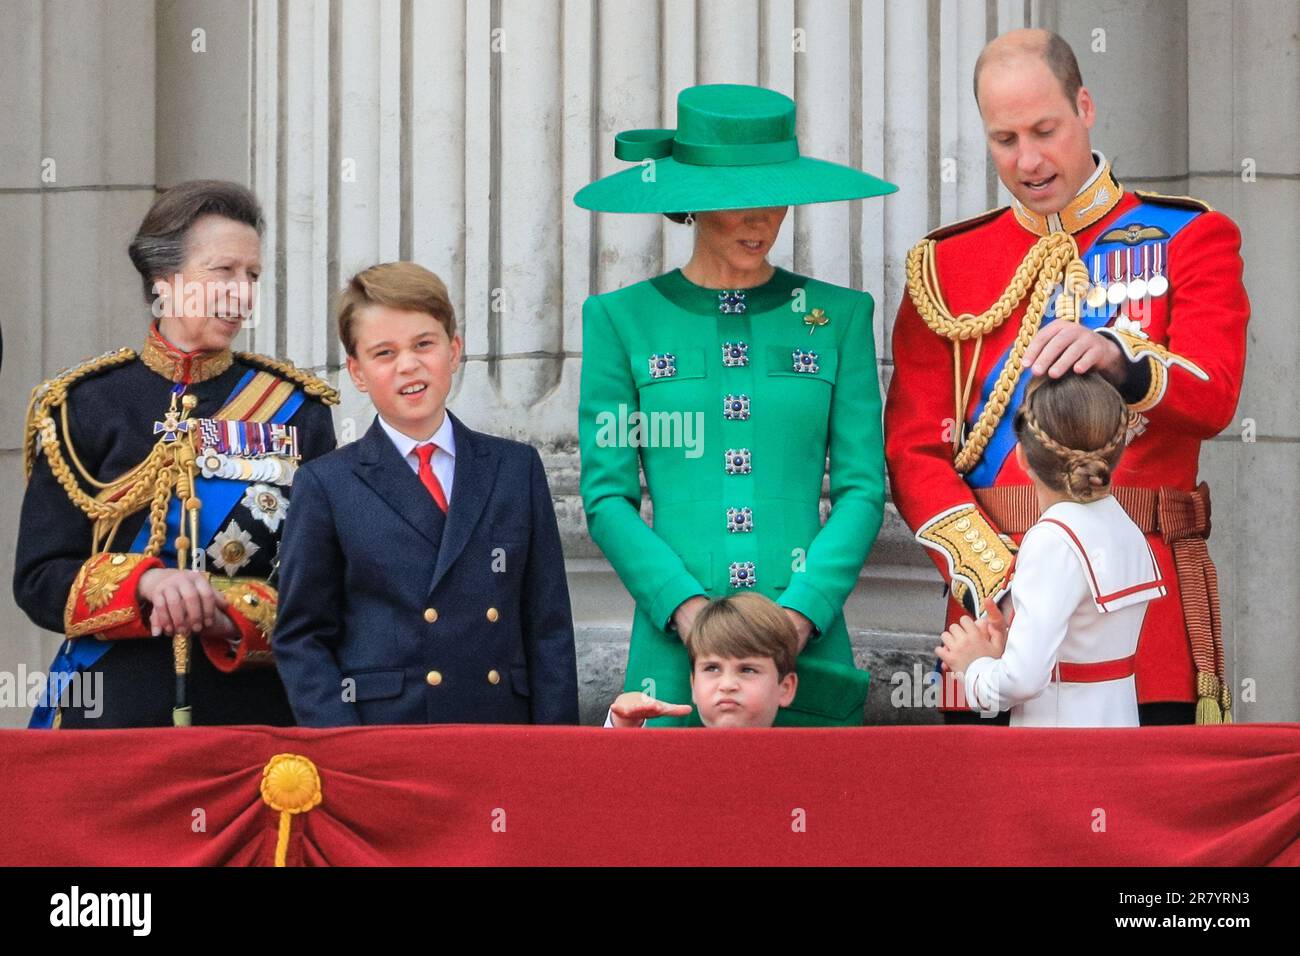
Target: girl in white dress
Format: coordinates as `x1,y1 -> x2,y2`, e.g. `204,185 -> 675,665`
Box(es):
936,372 -> 1166,727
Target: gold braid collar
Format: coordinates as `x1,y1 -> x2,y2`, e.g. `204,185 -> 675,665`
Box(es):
141,326 -> 232,383
905,231 -> 1090,474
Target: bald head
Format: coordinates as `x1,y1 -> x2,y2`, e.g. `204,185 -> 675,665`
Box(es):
974,29 -> 1084,113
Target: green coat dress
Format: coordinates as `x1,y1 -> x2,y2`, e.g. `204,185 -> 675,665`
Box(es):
578,267 -> 885,726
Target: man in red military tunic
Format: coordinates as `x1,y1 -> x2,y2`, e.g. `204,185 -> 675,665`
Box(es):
885,29 -> 1248,725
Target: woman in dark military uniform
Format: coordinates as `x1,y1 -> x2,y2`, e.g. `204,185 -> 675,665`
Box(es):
16,180 -> 337,728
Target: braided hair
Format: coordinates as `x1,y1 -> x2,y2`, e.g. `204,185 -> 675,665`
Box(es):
1013,372 -> 1130,503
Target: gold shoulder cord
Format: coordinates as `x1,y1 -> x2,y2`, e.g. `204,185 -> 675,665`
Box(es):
905,231 -> 1089,474
24,348 -> 191,558
23,348 -> 135,482
234,352 -> 341,405
29,350 -> 333,559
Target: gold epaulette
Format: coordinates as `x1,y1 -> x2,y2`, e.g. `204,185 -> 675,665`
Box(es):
234,352 -> 341,406
924,206 -> 1008,242
1134,190 -> 1213,214
24,348 -> 137,481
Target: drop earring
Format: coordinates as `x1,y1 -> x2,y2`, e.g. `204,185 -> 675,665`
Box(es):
684,213 -> 694,226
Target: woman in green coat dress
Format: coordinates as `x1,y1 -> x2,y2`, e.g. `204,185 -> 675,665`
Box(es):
575,84 -> 897,726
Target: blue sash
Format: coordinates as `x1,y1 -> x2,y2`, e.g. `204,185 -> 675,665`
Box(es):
127,373 -> 304,562
964,200 -> 1200,489
29,371 -> 304,728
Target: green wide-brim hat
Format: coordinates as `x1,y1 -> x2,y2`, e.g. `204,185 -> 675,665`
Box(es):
574,84 -> 897,213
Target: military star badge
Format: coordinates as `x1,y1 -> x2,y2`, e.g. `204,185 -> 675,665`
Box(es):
207,519 -> 260,577
153,409 -> 190,442
241,483 -> 289,534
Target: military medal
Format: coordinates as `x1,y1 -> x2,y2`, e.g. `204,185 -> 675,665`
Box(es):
1147,242 -> 1169,297
1085,254 -> 1109,310
241,483 -> 289,533
194,419 -> 300,486
1125,245 -> 1148,302
1106,249 -> 1128,304
153,387 -> 192,443
271,423 -> 297,457
207,519 -> 259,576
153,409 -> 186,442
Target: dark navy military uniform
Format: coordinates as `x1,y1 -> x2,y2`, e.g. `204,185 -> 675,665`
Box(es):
15,327 -> 338,727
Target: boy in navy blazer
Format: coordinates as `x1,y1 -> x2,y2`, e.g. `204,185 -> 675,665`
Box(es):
274,262 -> 579,726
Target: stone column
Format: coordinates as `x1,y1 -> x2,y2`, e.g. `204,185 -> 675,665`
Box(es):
0,0 -> 157,727
1186,0 -> 1300,723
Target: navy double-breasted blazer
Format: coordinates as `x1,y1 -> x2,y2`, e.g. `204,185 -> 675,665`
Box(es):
273,411 -> 579,726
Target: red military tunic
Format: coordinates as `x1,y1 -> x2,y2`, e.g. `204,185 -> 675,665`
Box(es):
885,155 -> 1249,712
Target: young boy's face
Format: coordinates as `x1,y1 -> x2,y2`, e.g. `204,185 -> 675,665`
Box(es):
346,305 -> 462,439
690,654 -> 798,728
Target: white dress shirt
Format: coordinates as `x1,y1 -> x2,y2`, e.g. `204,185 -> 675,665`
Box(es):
377,412 -> 456,507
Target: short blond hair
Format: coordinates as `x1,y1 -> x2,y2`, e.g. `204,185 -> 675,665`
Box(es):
337,261 -> 456,357
686,593 -> 798,679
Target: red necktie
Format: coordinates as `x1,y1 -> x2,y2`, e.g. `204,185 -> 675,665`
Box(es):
414,444 -> 449,513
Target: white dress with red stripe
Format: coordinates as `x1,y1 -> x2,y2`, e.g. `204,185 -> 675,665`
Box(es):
963,495 -> 1166,727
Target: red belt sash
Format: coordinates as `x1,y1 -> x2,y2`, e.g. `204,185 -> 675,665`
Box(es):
1052,655 -> 1137,684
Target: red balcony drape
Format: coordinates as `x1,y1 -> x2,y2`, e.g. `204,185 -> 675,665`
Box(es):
3,724 -> 1297,866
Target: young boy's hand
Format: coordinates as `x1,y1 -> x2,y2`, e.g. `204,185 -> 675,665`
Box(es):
609,691 -> 693,728
935,613 -> 1000,676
